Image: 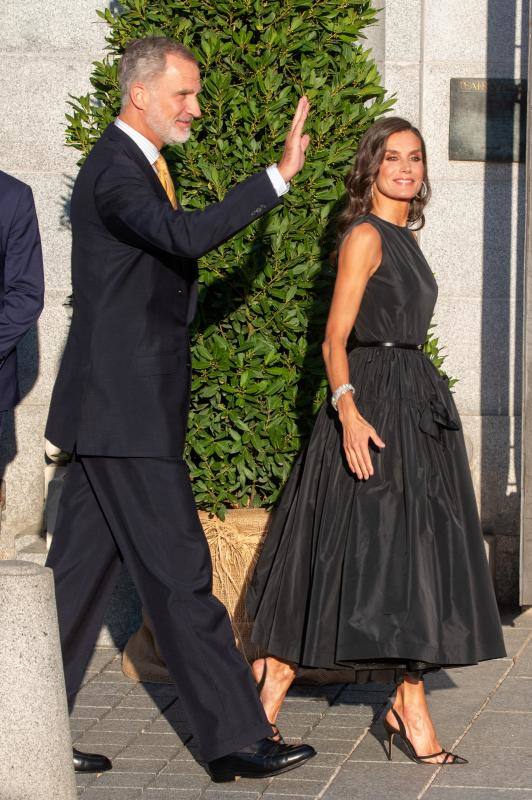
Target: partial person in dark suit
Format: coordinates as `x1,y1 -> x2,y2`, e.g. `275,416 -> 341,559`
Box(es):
45,37 -> 314,780
0,171 -> 44,434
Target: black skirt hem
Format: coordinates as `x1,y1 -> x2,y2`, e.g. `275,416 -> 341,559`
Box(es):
252,634 -> 506,672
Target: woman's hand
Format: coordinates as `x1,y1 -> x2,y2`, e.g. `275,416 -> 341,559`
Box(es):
337,395 -> 385,480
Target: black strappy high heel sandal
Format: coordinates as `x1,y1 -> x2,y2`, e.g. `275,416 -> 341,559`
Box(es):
383,707 -> 468,765
254,658 -> 286,745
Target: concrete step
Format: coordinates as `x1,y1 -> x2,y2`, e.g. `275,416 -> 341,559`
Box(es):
15,532 -> 45,556
16,537 -> 47,566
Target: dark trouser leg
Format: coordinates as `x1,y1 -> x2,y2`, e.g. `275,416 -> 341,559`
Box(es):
45,454 -> 123,705
81,455 -> 272,762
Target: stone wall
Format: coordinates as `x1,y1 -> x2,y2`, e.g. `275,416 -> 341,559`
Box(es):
0,0 -> 527,602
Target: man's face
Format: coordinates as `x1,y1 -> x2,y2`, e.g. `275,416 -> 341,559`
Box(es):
143,54 -> 202,145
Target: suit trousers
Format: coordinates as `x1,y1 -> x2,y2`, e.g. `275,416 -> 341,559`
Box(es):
45,453 -> 272,761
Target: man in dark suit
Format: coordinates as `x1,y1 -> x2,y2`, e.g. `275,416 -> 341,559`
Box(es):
0,172 -> 44,431
45,36 -> 313,780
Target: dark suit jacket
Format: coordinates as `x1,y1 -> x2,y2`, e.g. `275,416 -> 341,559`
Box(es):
45,123 -> 281,456
0,171 -> 44,411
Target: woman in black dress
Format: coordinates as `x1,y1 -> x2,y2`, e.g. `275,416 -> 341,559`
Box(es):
247,117 -> 506,764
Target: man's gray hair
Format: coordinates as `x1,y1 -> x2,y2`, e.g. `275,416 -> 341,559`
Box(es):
118,36 -> 198,107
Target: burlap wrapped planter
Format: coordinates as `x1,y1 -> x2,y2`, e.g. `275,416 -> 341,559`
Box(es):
122,508 -> 397,686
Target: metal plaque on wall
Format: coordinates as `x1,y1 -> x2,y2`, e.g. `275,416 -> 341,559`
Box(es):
449,78 -> 527,162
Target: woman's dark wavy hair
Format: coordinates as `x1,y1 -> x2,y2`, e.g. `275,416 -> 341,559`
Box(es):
335,116 -> 431,247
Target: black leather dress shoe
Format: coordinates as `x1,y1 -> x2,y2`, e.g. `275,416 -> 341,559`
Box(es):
208,737 -> 316,782
73,747 -> 113,773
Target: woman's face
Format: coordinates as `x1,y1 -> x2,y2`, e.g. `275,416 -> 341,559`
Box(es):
374,130 -> 425,201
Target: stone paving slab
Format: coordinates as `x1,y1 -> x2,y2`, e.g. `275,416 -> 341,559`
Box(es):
432,744 -> 532,789
74,613 -> 532,799
424,791 -> 532,800
320,762 -> 434,799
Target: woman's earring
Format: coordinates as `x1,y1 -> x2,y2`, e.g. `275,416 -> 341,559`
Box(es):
416,181 -> 428,200
370,183 -> 375,199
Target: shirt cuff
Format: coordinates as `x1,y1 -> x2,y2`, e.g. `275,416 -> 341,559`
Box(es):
266,164 -> 290,197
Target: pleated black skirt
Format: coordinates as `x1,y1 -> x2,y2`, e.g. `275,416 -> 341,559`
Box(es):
247,346 -> 506,673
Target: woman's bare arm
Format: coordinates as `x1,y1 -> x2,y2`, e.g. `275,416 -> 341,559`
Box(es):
322,222 -> 386,479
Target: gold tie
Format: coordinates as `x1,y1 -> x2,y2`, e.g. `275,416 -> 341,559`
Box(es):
154,154 -> 178,210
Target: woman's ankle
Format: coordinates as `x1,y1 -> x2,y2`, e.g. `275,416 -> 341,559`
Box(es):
266,656 -> 297,680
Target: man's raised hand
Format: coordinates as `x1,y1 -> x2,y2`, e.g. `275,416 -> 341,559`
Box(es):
277,96 -> 310,183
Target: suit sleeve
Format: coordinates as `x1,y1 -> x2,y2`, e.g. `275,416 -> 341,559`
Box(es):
0,186 -> 44,360
94,164 -> 282,259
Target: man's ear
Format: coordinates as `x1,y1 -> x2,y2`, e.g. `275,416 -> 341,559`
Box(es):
130,82 -> 148,111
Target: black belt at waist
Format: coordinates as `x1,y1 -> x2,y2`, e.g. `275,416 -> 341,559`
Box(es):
356,341 -> 423,350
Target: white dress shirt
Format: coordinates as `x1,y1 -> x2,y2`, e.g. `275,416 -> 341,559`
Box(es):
114,118 -> 290,196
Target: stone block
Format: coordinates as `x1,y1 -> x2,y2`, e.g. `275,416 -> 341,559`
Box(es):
422,174 -> 525,300
423,0 -> 528,69
75,772 -> 96,790
460,709 -> 532,746
360,2 -> 385,62
118,694 -> 165,708
512,639 -> 532,677
305,737 -> 357,755
0,0 -> 111,53
74,686 -> 123,715
203,792 -> 260,800
520,520 -> 532,603
426,660 -> 509,690
86,771 -> 153,789
320,761 -> 432,799
262,794 -> 316,800
501,627 -> 531,657
494,533 -> 520,605
0,54 -> 95,175
488,675 -> 532,710
160,758 -> 206,775
426,790 -> 532,800
86,672 -> 133,695
0,403 -> 47,536
265,778 -> 327,796
0,561 -> 76,799
134,733 -> 187,749
433,297 -> 520,417
105,707 -> 160,722
307,723 -> 368,741
92,718 -> 146,735
119,743 -> 181,761
81,789 -> 143,800
381,62 -> 421,125
146,773 -> 209,790
458,414 -> 521,540
14,530 -> 43,553
75,730 -> 138,749
142,790 -> 201,800
15,536 -> 47,565
111,758 -> 165,773
384,0 -> 422,63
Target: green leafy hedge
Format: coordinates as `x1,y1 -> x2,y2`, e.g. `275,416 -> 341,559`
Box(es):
65,1 -> 448,517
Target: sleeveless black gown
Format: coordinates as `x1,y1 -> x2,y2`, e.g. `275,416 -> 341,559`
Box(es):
247,213 -> 506,674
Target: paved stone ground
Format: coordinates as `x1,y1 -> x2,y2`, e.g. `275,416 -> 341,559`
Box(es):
72,610 -> 532,800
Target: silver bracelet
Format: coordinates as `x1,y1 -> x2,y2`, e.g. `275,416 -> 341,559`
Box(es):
331,383 -> 355,411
